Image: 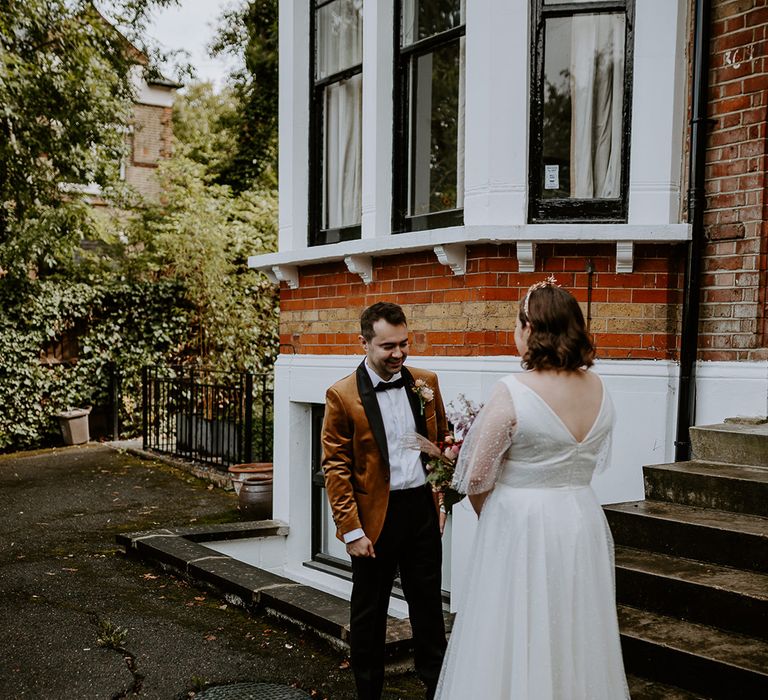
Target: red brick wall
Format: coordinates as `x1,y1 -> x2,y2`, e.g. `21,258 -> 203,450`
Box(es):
279,243 -> 685,360
702,0 -> 768,360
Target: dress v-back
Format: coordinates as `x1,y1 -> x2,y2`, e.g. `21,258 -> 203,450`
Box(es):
436,373 -> 629,700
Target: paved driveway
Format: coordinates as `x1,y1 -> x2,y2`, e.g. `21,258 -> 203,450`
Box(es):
0,444 -> 423,699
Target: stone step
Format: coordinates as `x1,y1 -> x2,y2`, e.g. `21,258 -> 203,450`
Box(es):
643,461 -> 768,517
605,500 -> 768,572
619,605 -> 768,699
118,523 -> 434,657
615,546 -> 768,640
627,675 -> 707,700
690,422 -> 768,468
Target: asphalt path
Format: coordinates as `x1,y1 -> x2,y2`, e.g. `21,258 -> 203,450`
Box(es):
0,444 -> 423,699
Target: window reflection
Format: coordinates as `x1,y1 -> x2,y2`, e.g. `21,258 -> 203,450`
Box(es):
542,13 -> 625,200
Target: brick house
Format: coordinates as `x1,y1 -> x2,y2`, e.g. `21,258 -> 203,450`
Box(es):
124,71 -> 178,202
78,32 -> 178,206
244,0 -> 767,611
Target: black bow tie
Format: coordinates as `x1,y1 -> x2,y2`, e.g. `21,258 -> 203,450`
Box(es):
374,377 -> 405,392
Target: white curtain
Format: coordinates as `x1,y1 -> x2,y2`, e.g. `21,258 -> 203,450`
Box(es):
325,75 -> 362,228
317,1 -> 363,228
569,14 -> 624,199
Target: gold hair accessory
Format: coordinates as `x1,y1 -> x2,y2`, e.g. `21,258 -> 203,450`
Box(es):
522,275 -> 560,317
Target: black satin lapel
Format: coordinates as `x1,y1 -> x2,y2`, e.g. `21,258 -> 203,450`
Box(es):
401,366 -> 428,438
356,362 -> 389,469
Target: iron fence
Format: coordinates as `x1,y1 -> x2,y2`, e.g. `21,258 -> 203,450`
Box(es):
142,366 -> 274,470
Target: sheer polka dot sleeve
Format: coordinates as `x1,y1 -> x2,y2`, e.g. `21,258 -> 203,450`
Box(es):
452,381 -> 517,495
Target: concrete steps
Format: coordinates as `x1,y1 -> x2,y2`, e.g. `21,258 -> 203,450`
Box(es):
619,605 -> 768,699
690,422 -> 768,468
643,461 -> 768,517
609,419 -> 768,698
605,500 -> 768,572
615,546 -> 768,640
626,675 -> 707,700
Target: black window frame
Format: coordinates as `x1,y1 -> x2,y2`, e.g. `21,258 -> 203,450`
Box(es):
309,0 -> 363,247
528,0 -> 635,224
392,1 -> 466,234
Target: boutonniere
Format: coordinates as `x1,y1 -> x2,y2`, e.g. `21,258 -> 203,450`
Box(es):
411,379 -> 434,415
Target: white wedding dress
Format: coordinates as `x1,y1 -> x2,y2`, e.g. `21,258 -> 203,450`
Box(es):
436,373 -> 629,700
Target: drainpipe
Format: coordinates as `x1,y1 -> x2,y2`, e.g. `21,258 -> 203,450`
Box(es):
675,0 -> 712,462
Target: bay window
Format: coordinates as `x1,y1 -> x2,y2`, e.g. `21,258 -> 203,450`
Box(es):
529,0 -> 634,222
310,0 -> 363,245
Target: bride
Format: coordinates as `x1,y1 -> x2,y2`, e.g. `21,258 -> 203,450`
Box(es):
436,277 -> 629,699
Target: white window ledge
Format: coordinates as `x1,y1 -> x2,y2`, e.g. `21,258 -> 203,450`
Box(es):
249,224 -> 691,284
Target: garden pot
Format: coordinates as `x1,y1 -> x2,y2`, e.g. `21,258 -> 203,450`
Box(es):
56,407 -> 92,445
228,462 -> 274,495
238,474 -> 273,520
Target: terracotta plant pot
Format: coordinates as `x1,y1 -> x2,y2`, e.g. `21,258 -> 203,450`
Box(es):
228,462 -> 274,495
238,474 -> 273,520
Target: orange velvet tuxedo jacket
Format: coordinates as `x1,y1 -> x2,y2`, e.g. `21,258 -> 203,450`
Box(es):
321,361 -> 448,544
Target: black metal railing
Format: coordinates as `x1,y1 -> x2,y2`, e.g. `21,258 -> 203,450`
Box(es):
142,366 -> 273,470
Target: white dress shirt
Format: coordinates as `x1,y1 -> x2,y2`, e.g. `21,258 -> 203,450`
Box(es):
342,362 -> 426,544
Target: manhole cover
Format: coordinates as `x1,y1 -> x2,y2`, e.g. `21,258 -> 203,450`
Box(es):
195,682 -> 311,699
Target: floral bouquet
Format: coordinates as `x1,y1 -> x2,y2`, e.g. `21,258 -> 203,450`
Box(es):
402,394 -> 482,514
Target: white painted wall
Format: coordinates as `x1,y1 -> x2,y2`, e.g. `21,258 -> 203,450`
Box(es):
694,362 -> 768,425
278,0 -> 310,252
220,355 -> 768,611
463,0 -> 529,225
203,536 -> 287,572
361,0 -> 394,239
627,0 -> 689,223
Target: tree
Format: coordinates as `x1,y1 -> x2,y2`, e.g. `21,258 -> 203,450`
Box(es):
0,1 -> 279,451
0,0 -> 176,288
128,153 -> 279,374
140,83 -> 279,372
211,0 -> 278,191
171,82 -> 239,182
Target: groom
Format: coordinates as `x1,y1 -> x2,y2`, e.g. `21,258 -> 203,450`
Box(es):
322,301 -> 448,700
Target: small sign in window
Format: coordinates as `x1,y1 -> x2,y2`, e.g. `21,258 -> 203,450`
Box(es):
545,164 -> 560,190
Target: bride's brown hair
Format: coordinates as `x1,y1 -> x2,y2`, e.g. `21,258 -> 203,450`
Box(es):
519,285 -> 595,371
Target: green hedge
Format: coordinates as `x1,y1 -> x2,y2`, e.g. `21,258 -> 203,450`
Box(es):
0,277 -> 189,450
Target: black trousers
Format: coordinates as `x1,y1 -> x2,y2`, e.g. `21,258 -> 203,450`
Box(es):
349,485 -> 447,700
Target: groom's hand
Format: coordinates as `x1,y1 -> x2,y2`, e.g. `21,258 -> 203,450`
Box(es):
347,535 -> 375,558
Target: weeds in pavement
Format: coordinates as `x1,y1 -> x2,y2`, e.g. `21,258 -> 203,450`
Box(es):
96,619 -> 128,649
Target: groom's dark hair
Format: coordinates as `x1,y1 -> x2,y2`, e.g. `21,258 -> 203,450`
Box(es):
360,302 -> 408,341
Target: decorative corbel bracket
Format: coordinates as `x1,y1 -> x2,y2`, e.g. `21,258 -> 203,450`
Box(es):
344,255 -> 373,285
616,241 -> 634,273
261,267 -> 278,284
434,243 -> 466,276
272,265 -> 299,289
517,241 -> 536,273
